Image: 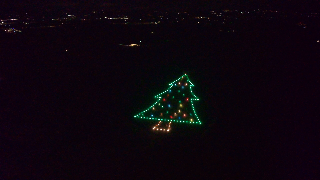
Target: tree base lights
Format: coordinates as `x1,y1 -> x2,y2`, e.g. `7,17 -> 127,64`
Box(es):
152,121 -> 171,132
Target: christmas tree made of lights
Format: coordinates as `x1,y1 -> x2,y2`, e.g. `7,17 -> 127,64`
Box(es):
134,74 -> 201,127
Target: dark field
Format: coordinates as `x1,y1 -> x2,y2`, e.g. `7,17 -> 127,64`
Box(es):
0,20 -> 318,179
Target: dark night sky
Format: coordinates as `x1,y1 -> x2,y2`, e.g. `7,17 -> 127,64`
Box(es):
1,0 -> 319,13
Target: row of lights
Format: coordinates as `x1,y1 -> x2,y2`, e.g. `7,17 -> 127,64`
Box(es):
152,101 -> 193,120
155,74 -> 194,99
169,74 -> 194,87
152,99 -> 188,110
134,115 -> 201,124
153,94 -> 192,120
135,102 -> 200,123
152,121 -> 171,132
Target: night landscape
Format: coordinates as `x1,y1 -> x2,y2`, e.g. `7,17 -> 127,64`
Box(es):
0,0 -> 318,179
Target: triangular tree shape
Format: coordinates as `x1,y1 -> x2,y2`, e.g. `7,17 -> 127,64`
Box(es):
134,74 -> 201,128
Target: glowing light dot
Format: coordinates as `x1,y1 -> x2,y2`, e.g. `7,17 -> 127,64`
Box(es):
180,104 -> 183,107
163,98 -> 166,101
185,83 -> 187,86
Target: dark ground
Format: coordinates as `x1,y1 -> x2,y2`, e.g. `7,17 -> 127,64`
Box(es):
0,19 -> 318,179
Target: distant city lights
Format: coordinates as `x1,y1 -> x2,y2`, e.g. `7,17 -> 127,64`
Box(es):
119,43 -> 140,47
1,9 -> 320,37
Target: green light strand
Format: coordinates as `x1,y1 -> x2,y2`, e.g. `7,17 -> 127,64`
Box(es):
134,74 -> 201,125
